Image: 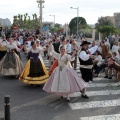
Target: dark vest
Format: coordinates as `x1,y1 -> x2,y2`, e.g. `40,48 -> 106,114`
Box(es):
79,49 -> 93,65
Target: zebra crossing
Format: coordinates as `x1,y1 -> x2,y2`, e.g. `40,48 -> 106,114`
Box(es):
43,56 -> 120,120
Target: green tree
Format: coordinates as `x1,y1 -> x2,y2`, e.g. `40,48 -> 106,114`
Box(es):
98,25 -> 115,37
69,17 -> 87,34
12,13 -> 40,30
95,17 -> 113,29
55,23 -> 61,28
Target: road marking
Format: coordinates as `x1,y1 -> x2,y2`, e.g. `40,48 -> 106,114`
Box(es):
70,90 -> 120,97
80,114 -> 120,120
69,99 -> 120,110
87,82 -> 120,88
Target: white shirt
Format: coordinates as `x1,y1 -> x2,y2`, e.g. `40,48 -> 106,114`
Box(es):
79,46 -> 98,61
13,40 -> 21,46
116,54 -> 120,61
7,43 -> 20,51
112,45 -> 119,53
19,36 -> 24,45
94,55 -> 103,66
105,41 -> 110,49
79,51 -> 90,61
98,46 -> 102,54
0,40 -> 8,47
66,43 -> 71,54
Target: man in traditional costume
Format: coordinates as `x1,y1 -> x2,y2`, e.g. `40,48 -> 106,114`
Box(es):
79,41 -> 98,83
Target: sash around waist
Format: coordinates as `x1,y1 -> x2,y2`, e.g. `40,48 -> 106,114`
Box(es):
80,65 -> 93,69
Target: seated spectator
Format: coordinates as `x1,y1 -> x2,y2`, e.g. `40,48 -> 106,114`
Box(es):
116,48 -> 120,64
104,52 -> 118,79
108,58 -> 120,81
112,41 -> 119,54
93,52 -> 112,77
93,51 -> 103,77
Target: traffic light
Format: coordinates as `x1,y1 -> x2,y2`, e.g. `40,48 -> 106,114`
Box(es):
0,26 -> 2,31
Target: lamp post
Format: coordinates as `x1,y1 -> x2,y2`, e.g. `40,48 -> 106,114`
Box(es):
37,0 -> 45,33
49,15 -> 55,33
70,7 -> 79,40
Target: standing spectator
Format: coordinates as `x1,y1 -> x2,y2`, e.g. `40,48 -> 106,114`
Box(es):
110,38 -> 115,50
97,42 -> 102,54
101,40 -> 108,59
89,41 -> 98,55
71,41 -> 78,69
66,40 -> 72,55
104,37 -> 110,50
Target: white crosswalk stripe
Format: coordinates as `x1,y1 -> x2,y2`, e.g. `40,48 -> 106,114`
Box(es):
87,82 -> 120,88
80,114 -> 120,120
69,99 -> 120,110
70,90 -> 120,97
43,56 -> 120,120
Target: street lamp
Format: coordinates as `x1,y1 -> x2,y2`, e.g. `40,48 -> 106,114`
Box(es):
36,0 -> 45,33
70,7 -> 79,40
49,15 -> 55,33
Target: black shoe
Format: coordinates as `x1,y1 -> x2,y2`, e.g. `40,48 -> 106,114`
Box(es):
81,94 -> 89,99
61,96 -> 63,98
108,77 -> 112,79
67,96 -> 70,101
104,76 -> 108,78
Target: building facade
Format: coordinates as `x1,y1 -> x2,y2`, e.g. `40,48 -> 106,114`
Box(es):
114,13 -> 120,28
104,13 -> 120,28
0,18 -> 11,27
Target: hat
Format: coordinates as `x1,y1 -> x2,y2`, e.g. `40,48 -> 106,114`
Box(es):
80,41 -> 91,46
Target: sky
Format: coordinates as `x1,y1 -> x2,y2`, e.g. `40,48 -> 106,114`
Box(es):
1,0 -> 120,25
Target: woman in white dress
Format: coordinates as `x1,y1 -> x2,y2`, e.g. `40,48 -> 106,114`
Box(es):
43,43 -> 89,101
0,38 -> 23,76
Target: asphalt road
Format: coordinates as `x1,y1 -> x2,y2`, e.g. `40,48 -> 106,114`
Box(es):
0,42 -> 120,120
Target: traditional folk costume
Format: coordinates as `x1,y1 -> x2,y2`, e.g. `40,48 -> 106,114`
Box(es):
0,39 -> 8,60
43,45 -> 86,97
0,43 -> 23,76
19,47 -> 49,85
79,41 -> 98,82
48,44 -> 66,76
13,40 -> 21,59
